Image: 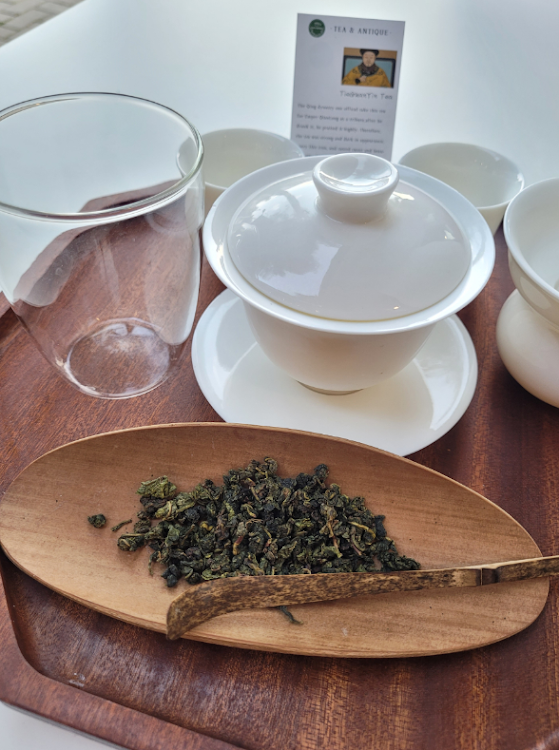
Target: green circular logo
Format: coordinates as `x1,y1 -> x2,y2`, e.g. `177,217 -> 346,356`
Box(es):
308,19 -> 325,38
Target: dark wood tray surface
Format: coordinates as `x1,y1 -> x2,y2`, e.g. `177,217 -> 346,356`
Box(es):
1,233 -> 559,750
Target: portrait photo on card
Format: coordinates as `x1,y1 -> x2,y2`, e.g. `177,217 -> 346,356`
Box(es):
341,48 -> 397,88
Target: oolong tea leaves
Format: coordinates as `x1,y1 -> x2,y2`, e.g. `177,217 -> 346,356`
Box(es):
117,458 -> 420,587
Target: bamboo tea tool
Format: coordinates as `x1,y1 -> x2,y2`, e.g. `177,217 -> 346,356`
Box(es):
167,555 -> 559,639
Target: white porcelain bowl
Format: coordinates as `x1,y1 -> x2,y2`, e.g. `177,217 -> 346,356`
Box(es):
398,143 -> 524,235
203,156 -> 495,393
497,178 -> 559,407
200,128 -> 304,214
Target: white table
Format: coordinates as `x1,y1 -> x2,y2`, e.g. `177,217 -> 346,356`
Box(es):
0,0 -> 558,746
0,0 -> 557,185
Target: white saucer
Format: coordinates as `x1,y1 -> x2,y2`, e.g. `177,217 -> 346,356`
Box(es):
192,291 -> 478,456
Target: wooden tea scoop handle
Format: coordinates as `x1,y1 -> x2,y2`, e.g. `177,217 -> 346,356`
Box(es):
166,554 -> 559,639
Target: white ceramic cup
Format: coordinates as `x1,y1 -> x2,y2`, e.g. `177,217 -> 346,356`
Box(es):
398,143 -> 524,234
200,128 -> 304,214
497,178 -> 559,407
244,303 -> 434,393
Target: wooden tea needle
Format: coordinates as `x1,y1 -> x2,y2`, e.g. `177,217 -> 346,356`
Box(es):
166,554 -> 559,639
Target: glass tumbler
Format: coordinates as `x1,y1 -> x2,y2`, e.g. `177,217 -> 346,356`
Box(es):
0,93 -> 204,398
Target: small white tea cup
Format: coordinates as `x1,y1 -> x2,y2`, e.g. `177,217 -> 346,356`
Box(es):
398,142 -> 524,234
200,128 -> 304,214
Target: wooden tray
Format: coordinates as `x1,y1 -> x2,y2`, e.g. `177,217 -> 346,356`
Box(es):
1,234 -> 559,750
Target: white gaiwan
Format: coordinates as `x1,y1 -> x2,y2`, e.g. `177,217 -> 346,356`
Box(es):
204,153 -> 495,393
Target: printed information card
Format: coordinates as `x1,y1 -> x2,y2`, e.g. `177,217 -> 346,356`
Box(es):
291,14 -> 405,159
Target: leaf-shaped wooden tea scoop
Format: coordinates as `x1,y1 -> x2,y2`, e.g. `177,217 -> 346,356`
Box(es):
167,554 -> 559,639
0,423 -> 550,656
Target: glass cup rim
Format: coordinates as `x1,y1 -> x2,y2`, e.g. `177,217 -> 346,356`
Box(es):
0,91 -> 204,224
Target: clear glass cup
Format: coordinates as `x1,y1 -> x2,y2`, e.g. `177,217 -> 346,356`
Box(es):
0,93 -> 204,398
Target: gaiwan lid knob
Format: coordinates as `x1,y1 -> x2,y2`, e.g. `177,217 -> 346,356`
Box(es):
312,153 -> 399,223
227,153 -> 472,322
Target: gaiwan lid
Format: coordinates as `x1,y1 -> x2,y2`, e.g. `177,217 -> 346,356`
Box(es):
226,153 -> 471,321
